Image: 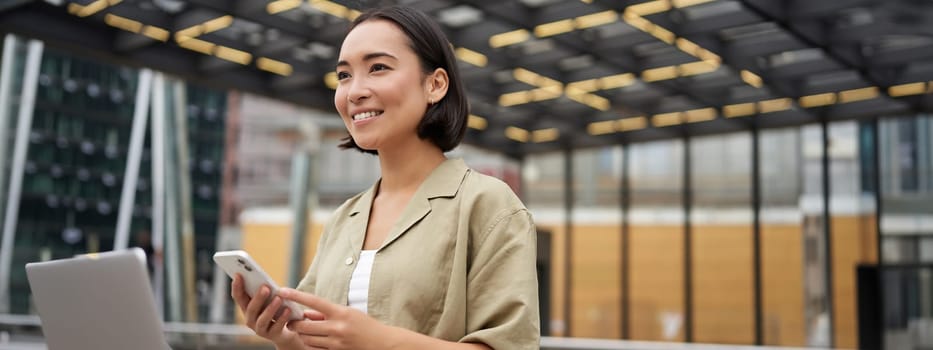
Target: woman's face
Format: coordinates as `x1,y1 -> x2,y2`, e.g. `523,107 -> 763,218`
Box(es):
334,20 -> 432,152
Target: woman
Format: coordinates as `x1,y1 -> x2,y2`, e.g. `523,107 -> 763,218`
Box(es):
231,5 -> 539,350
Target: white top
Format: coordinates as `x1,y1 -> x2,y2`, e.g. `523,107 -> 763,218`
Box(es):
347,250 -> 377,314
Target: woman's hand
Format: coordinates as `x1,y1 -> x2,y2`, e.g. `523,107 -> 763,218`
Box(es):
230,274 -> 304,349
279,288 -> 389,350
279,288 -> 491,350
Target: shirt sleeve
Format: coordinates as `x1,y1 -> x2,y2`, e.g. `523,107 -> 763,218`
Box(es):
459,208 -> 540,349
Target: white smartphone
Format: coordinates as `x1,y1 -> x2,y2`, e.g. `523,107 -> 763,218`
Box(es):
213,250 -> 303,320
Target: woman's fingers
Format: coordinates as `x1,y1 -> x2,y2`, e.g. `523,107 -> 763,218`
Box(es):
230,275 -> 250,311
299,333 -> 333,349
255,294 -> 282,334
303,308 -> 326,321
244,285 -> 270,328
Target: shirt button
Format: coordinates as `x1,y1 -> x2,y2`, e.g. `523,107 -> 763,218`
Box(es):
345,257 -> 353,265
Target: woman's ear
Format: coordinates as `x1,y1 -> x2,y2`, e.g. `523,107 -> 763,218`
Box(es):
425,68 -> 449,104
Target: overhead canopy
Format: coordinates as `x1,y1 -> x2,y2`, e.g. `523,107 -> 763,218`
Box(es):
2,0 -> 933,158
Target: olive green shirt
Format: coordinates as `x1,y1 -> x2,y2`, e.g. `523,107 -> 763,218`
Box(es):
296,158 -> 540,349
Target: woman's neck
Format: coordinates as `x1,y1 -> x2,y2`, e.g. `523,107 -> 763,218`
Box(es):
375,140 -> 446,195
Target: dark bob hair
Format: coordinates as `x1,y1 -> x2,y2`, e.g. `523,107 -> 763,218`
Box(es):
338,5 -> 469,154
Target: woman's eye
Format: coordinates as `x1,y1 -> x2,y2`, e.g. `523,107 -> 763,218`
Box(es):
370,64 -> 389,72
336,72 -> 350,80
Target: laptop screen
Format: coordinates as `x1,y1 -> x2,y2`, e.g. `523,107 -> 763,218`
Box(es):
25,248 -> 170,350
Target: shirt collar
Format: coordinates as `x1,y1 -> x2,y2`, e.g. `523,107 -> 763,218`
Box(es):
348,158 -> 469,217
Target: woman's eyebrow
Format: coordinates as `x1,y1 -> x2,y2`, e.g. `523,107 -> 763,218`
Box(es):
335,52 -> 398,69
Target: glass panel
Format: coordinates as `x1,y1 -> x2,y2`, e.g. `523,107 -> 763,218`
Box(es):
689,132 -> 753,344
570,146 -> 622,338
524,151 -> 566,336
12,48 -> 141,314
758,126 -> 822,346
828,121 -> 878,348
629,140 -> 684,341
879,114 -> 933,349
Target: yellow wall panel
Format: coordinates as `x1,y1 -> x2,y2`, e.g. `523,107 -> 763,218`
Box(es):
831,215 -> 878,349
571,224 -> 622,339
630,226 -> 684,341
761,224 -> 806,346
691,226 -> 754,344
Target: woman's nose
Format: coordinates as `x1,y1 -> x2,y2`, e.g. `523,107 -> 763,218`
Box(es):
346,79 -> 370,104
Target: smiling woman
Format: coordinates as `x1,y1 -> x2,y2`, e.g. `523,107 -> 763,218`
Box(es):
229,5 -> 540,350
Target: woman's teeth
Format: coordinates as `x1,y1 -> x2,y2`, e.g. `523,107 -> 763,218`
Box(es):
353,111 -> 383,121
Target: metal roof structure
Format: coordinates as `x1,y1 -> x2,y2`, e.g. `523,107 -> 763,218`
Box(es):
2,0 -> 933,158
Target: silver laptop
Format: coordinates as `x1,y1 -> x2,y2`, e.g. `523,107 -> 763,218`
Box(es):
25,248 -> 171,350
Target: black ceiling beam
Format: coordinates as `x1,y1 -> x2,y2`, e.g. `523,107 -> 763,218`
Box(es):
739,0 -> 894,90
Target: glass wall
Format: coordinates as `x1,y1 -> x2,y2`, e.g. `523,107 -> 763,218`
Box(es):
758,126 -> 808,346
523,151 -> 566,336
689,133 -> 754,344
828,121 -> 878,348
628,140 -> 684,341
879,115 -> 933,349
570,147 -> 622,338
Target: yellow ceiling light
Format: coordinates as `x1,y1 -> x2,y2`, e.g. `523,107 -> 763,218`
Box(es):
68,0 -> 118,18
599,73 -> 636,89
838,86 -> 879,103
489,29 -> 530,48
622,12 -> 654,32
499,90 -> 531,106
175,25 -> 204,42
678,60 -> 719,77
888,82 -> 926,97
642,65 -> 678,82
675,38 -> 701,57
104,13 -> 142,33
530,86 -> 563,102
310,0 -> 350,19
672,0 -> 716,8
723,103 -> 756,118
647,25 -> 675,44
566,79 -> 600,94
695,48 -> 721,63
177,37 -> 216,55
588,120 -> 617,135
574,10 -> 619,29
740,70 -> 763,88
652,112 -> 683,127
347,10 -> 362,20
568,92 -> 610,111
141,26 -> 170,42
535,19 -> 576,38
513,68 -> 541,86
214,46 -> 252,65
532,128 -> 560,143
684,107 -> 716,123
267,0 -> 302,14
505,126 -> 530,143
625,0 -> 671,16
202,15 -> 233,34
618,116 -> 648,131
454,47 -> 488,67
583,93 -> 610,111
468,115 -> 488,130
319,71 -> 336,88
798,92 -> 836,108
258,57 -> 294,76
758,98 -> 792,113
513,68 -> 561,87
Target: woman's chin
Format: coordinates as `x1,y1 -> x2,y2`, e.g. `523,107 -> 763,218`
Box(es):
354,140 -> 380,152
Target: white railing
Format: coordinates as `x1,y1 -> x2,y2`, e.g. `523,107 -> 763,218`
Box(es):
0,315 -> 836,350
